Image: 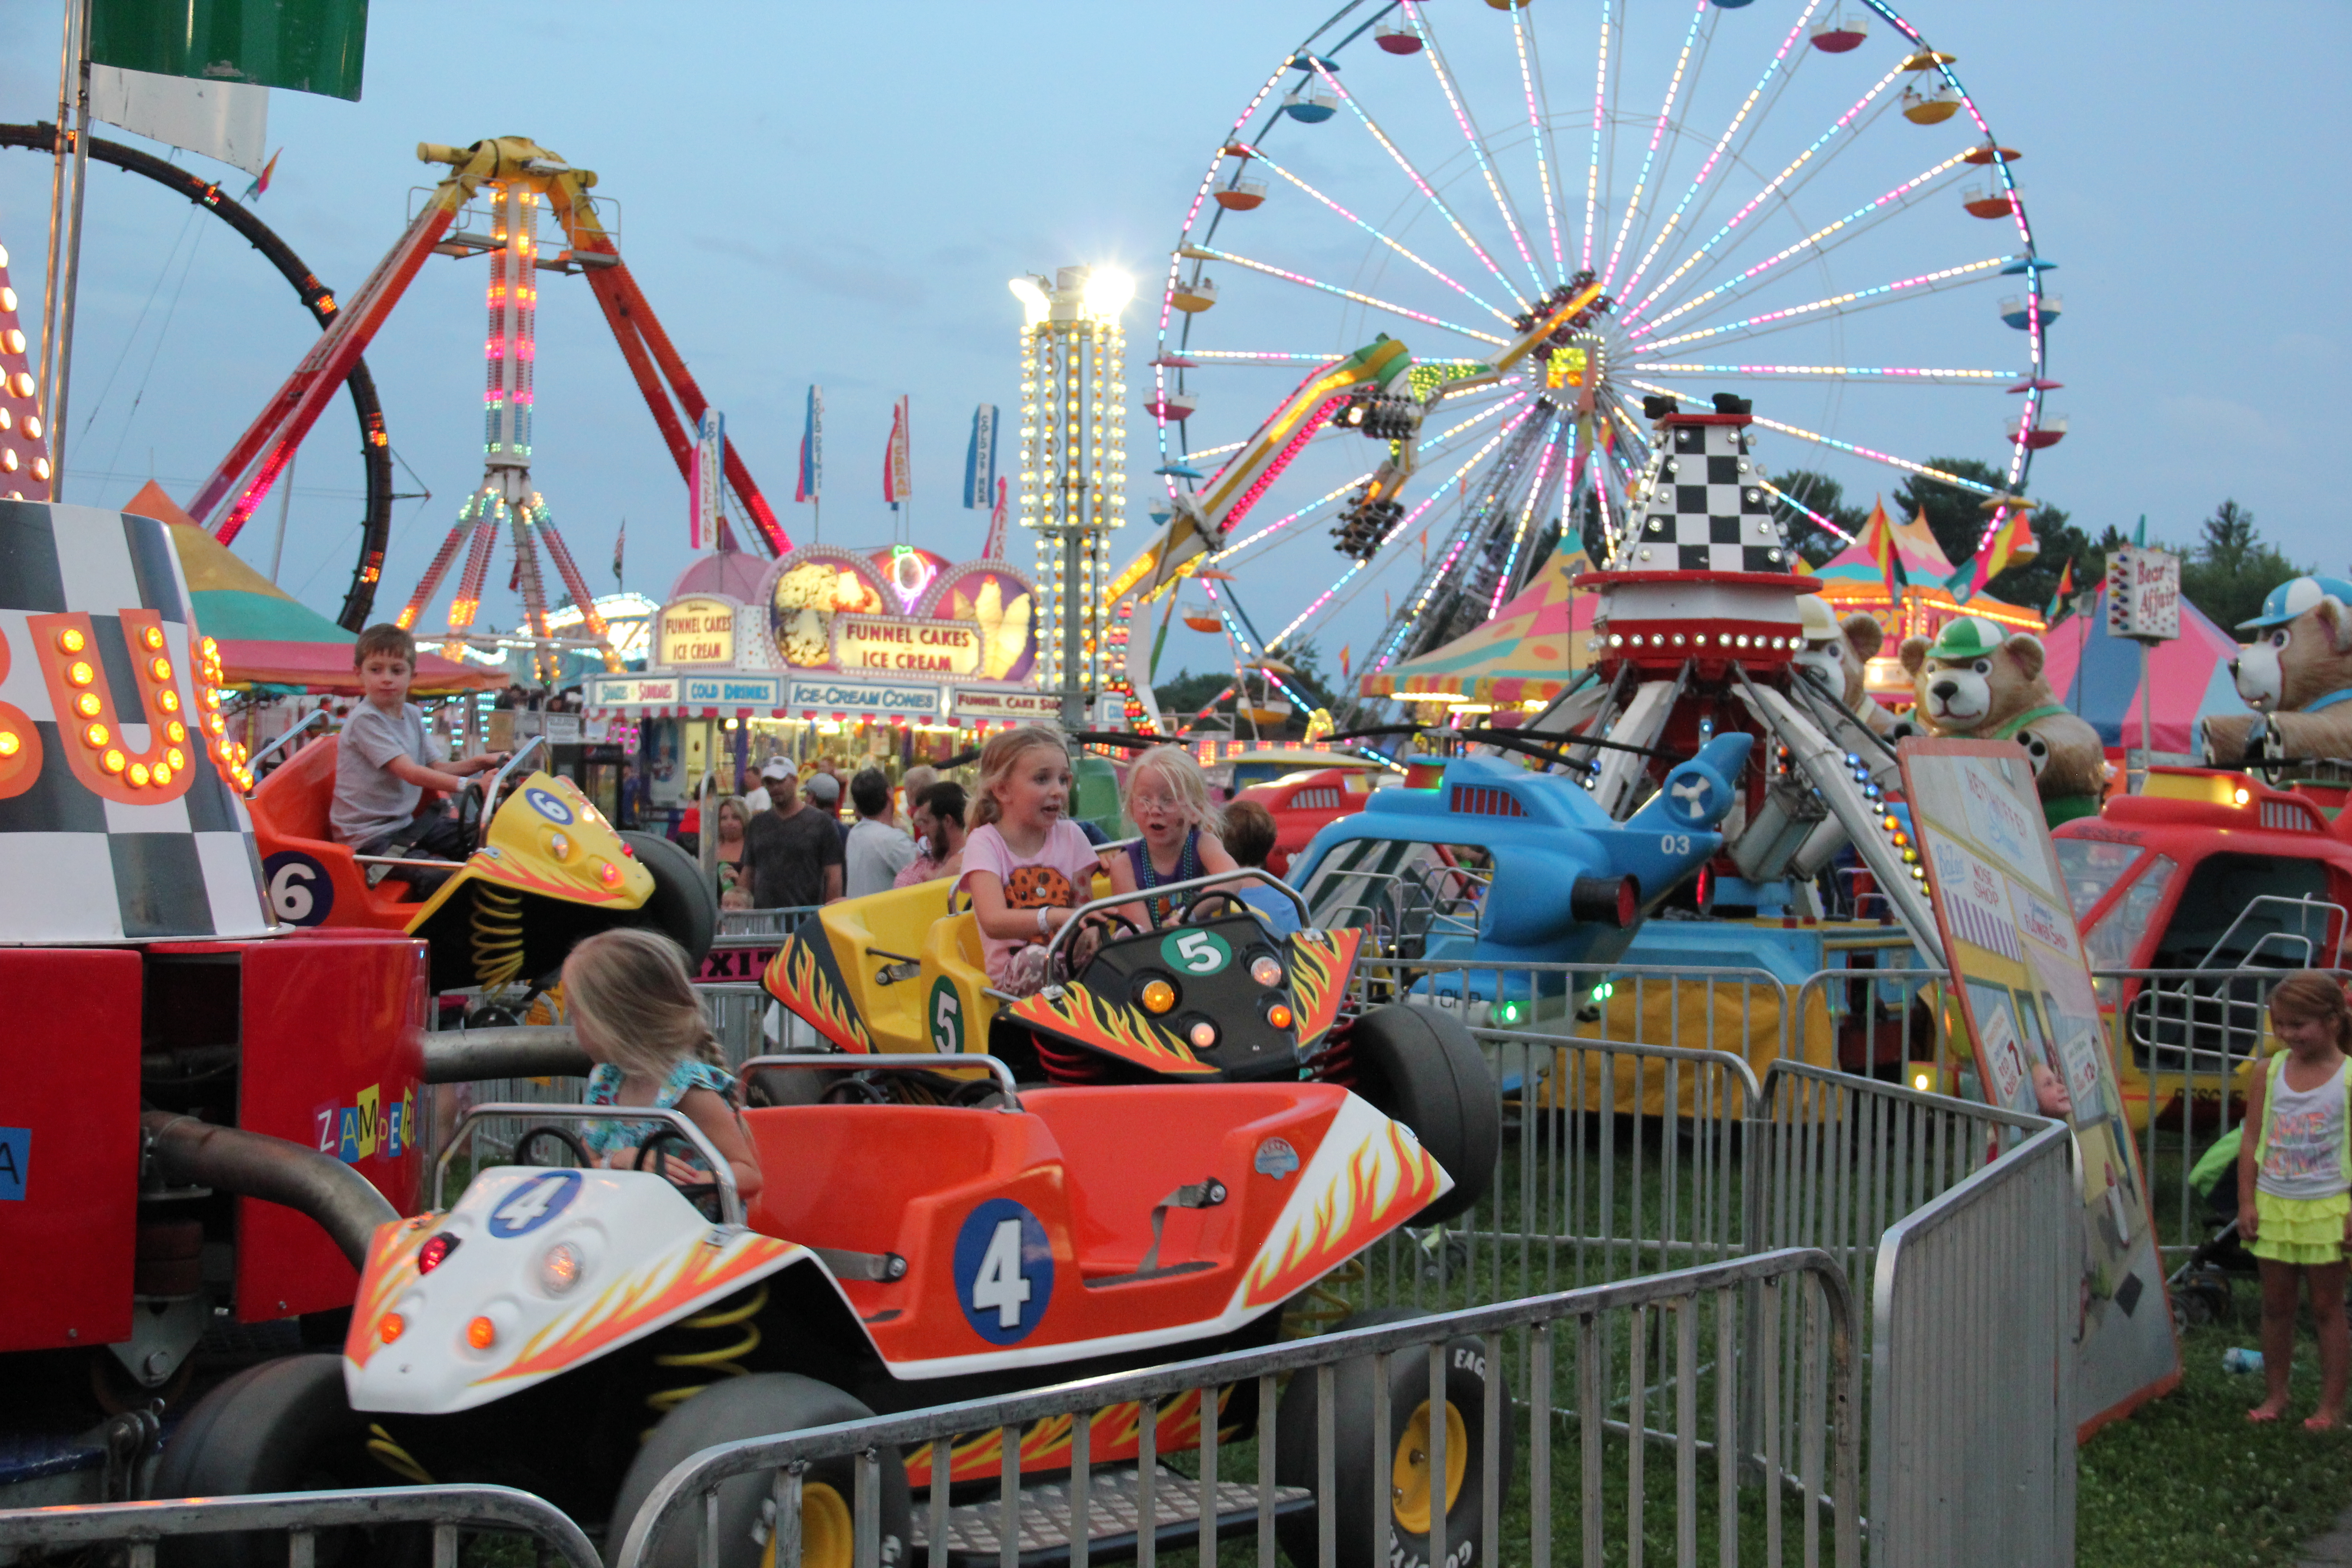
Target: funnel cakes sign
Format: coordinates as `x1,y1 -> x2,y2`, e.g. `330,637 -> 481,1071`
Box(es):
632,544 -> 1039,691
753,546 -> 1037,685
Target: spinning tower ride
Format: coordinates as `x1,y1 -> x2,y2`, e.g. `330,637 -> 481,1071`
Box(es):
394,184 -> 612,674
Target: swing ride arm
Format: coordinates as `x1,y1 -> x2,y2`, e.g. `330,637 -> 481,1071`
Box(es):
191,135 -> 791,557
1109,277 -> 1607,609
188,154 -> 489,539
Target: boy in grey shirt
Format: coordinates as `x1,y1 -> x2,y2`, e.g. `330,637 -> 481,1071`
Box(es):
332,624 -> 505,864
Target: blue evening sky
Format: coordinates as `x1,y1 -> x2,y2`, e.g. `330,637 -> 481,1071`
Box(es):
0,2 -> 2341,681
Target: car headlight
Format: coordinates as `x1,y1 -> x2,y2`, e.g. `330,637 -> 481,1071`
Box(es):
539,1241 -> 584,1295
1249,955 -> 1284,988
1137,978 -> 1176,1014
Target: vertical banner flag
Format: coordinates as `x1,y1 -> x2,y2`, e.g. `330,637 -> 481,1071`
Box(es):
884,396 -> 912,510
89,0 -> 371,102
964,403 -> 999,510
612,517 -> 625,588
688,409 -> 724,551
984,476 -> 1009,560
89,68 -> 270,175
794,385 -> 823,504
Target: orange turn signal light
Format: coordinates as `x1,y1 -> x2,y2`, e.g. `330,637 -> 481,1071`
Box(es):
1267,1004 -> 1294,1030
466,1315 -> 497,1350
379,1313 -> 406,1344
1138,979 -> 1176,1014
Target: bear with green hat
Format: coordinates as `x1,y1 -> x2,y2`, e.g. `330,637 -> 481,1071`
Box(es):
1899,617 -> 2107,825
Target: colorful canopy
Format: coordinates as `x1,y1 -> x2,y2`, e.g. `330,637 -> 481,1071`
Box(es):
2042,586 -> 2252,757
1811,503 -> 2044,634
1357,551 -> 1598,705
127,483 -> 499,695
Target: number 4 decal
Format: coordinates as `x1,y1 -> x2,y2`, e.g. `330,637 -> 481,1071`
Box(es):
952,1198 -> 1054,1344
971,1219 -> 1030,1328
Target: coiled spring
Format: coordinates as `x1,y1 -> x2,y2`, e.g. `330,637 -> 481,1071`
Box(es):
471,883 -> 526,990
644,1284 -> 767,1431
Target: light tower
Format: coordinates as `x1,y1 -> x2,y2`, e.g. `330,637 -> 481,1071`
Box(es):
395,177 -> 619,677
1010,266 -> 1129,727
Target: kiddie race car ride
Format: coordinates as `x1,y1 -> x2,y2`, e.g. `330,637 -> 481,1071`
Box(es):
762,869 -> 1498,1222
154,1062 -> 1512,1568
2053,765 -> 2352,1128
245,730 -> 716,993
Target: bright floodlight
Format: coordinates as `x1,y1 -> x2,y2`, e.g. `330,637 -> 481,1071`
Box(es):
1082,267 -> 1134,319
1007,275 -> 1051,326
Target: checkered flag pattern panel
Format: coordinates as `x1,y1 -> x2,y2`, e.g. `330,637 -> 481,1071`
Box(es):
0,500 -> 272,942
1613,417 -> 1792,574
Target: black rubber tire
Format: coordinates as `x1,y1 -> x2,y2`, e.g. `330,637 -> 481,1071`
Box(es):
148,1353 -> 415,1568
1345,1004 -> 1500,1223
1271,1307 -> 1515,1568
608,1373 -> 911,1568
621,830 -> 719,972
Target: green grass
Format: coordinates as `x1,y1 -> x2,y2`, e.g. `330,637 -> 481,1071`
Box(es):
2079,1313 -> 2352,1567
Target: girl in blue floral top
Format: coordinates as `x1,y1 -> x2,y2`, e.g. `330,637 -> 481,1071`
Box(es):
564,929 -> 763,1207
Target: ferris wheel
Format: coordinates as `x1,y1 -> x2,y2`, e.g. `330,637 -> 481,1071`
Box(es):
1149,0 -> 2054,696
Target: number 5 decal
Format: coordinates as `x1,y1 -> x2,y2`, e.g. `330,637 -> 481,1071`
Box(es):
952,1198 -> 1053,1344
1160,929 -> 1231,976
929,977 -> 964,1054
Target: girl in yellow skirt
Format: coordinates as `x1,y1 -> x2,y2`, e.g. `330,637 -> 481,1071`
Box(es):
2239,970 -> 2352,1428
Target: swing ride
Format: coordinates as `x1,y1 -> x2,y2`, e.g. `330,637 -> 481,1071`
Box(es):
1121,0 -> 2056,723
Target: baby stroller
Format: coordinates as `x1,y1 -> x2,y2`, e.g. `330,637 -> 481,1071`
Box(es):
2171,1127 -> 2255,1327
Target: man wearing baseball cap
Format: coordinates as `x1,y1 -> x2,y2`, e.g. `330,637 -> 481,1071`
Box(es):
745,756 -> 790,816
803,770 -> 851,851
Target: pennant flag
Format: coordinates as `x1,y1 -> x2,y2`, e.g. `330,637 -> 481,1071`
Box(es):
1340,644 -> 1352,680
2132,513 -> 2147,546
2046,558 -> 2076,620
241,146 -> 280,201
688,409 -> 725,551
794,385 -> 823,504
90,67 -> 270,176
1948,506 -> 2037,605
612,517 -> 624,587
963,404 -> 998,510
883,396 -> 912,509
91,0 -> 371,102
1860,497 -> 1907,608
984,476 -> 1009,560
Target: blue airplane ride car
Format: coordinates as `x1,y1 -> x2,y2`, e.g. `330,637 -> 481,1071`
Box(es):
1286,735 -> 1754,1016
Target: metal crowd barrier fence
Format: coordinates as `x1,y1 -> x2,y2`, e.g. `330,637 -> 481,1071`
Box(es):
0,1484 -> 600,1568
717,905 -> 819,938
613,1250 -> 1861,1568
1869,1107 -> 2075,1568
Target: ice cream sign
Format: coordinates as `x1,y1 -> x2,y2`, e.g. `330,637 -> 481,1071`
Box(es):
834,615 -> 983,675
657,596 -> 736,666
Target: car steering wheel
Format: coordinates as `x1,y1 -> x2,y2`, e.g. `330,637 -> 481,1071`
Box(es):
514,1125 -> 594,1170
1181,890 -> 1252,923
632,1128 -> 724,1220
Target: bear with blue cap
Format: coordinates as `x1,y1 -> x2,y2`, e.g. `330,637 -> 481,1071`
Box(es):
2202,575 -> 2352,766
1898,614 -> 2107,825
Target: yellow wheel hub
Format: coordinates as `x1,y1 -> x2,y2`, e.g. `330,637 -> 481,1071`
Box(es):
1389,1399 -> 1469,1536
757,1480 -> 853,1568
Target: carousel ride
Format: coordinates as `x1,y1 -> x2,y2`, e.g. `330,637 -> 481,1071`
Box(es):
1117,0 -> 2058,740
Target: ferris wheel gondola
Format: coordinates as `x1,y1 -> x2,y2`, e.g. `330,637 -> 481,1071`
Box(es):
1135,0 -> 2056,712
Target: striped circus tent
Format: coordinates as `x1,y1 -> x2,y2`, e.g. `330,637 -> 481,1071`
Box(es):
2041,586 -> 2252,758
1357,552 -> 1598,708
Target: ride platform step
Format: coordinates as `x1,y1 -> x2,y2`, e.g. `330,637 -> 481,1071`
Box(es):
911,1465 -> 1313,1567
